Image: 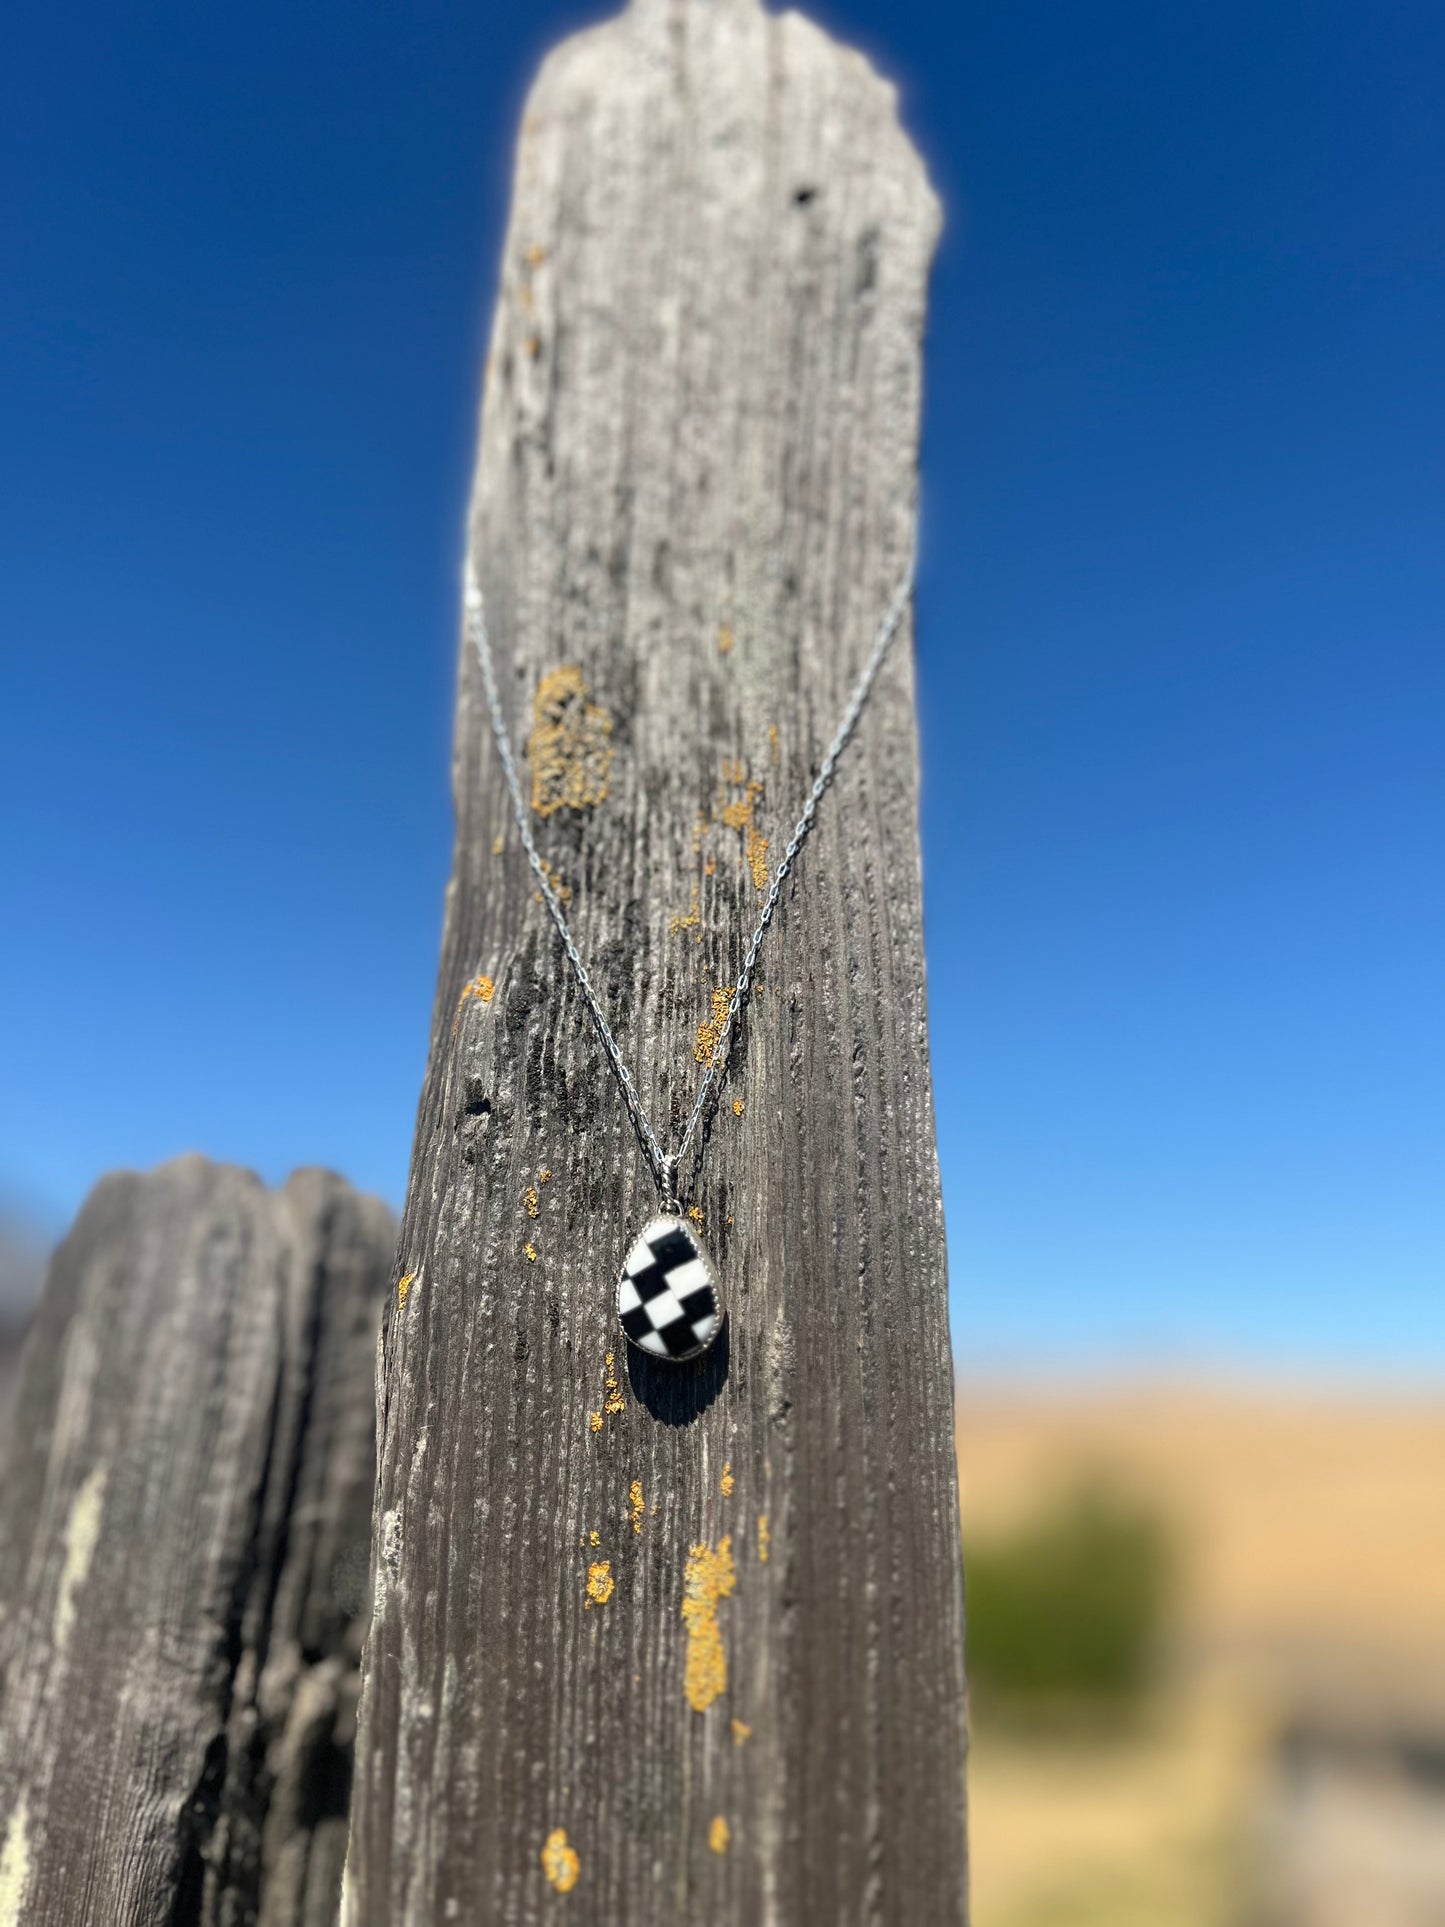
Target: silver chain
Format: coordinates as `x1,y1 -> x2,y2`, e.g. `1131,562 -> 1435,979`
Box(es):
465,553 -> 914,1205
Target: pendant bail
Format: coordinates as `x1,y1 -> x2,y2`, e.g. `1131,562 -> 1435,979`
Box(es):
660,1152 -> 680,1214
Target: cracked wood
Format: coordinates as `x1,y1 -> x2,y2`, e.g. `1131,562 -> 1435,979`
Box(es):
0,1158 -> 392,1927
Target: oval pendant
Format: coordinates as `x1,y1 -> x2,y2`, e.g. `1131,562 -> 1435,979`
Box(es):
617,1215 -> 722,1362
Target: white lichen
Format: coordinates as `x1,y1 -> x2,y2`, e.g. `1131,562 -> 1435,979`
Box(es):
0,1792 -> 31,1926
54,1463 -> 107,1652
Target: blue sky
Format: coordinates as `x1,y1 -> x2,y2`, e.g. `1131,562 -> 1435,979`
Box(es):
3,1 -> 1441,1371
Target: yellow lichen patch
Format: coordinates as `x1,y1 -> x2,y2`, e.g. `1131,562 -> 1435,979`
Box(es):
492,833 -> 505,856
589,1351 -> 625,1434
719,779 -> 763,833
452,973 -> 496,1035
539,1166 -> 552,1185
533,856 -> 572,906
682,1537 -> 736,1712
718,624 -> 735,655
603,1350 -> 625,1416
717,771 -> 769,888
731,1719 -> 753,1747
524,1243 -> 538,1264
708,1815 -> 732,1855
670,884 -> 701,936
704,855 -> 716,878
746,822 -> 770,891
527,665 -> 613,818
540,1828 -> 579,1893
524,334 -> 542,360
732,1099 -> 745,1118
768,723 -> 780,764
720,1461 -> 734,1498
589,1530 -> 601,1547
397,1270 -> 416,1309
687,1204 -> 704,1227
757,1514 -> 770,1565
524,242 -> 548,268
523,1186 -> 540,1219
694,987 -> 733,1066
585,1561 -> 614,1609
629,1480 -> 645,1534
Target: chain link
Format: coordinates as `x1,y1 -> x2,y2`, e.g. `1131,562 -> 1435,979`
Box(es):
465,554 -> 914,1200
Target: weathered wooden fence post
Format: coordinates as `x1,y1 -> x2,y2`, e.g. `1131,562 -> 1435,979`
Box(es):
348,0 -> 966,1918
0,1158 -> 392,1926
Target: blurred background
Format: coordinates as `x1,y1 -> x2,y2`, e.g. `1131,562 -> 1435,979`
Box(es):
3,3 -> 1441,1921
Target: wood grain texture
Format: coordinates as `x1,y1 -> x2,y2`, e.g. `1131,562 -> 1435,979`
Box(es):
0,1157 -> 392,1927
348,0 -> 967,1919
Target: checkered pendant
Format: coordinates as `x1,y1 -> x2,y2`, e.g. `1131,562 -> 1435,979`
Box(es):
617,1215 -> 723,1362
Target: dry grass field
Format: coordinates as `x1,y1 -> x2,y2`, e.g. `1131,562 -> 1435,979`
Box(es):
957,1382 -> 1445,1927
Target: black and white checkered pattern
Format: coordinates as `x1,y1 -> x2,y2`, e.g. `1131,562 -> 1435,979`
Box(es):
617,1217 -> 722,1361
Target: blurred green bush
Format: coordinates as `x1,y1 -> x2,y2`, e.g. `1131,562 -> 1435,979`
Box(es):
965,1478 -> 1174,1718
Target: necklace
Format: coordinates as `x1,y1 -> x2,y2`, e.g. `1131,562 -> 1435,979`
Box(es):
466,555 -> 915,1363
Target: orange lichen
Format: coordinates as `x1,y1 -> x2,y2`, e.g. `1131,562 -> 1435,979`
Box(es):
720,1461 -> 735,1497
731,1719 -> 752,1747
452,973 -> 495,1035
629,1480 -> 645,1534
687,1204 -> 704,1227
694,987 -> 733,1066
671,885 -> 701,936
719,782 -> 762,833
589,1351 -> 624,1435
718,625 -> 735,655
757,1514 -> 770,1565
527,666 -> 613,818
708,1815 -> 731,1855
717,771 -> 769,888
524,242 -> 548,268
533,857 -> 571,906
585,1560 -> 613,1609
397,1271 -> 416,1308
768,723 -> 780,764
603,1351 -> 625,1416
746,822 -> 770,891
682,1538 -> 736,1712
524,1186 -> 540,1219
540,1828 -> 579,1892
732,1098 -> 745,1118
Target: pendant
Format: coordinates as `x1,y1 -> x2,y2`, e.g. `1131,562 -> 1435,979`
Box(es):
617,1215 -> 723,1361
